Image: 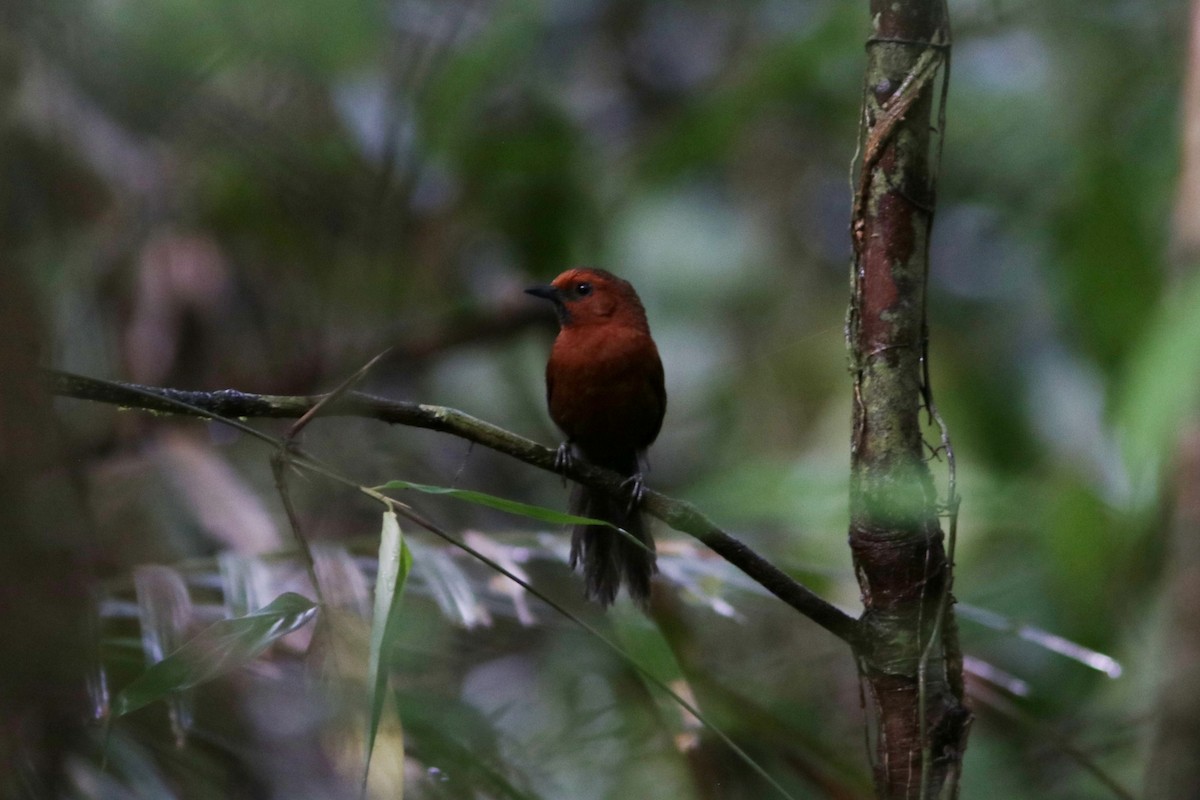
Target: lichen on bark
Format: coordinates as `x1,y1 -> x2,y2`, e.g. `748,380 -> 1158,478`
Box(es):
846,1 -> 971,797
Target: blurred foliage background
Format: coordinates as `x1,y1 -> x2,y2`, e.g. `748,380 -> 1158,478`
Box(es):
3,0 -> 1198,797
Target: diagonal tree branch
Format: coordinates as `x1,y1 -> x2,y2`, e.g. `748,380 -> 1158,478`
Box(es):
45,369 -> 861,645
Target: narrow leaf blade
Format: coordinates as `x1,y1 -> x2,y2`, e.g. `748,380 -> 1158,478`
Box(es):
362,510 -> 414,792
1116,269 -> 1200,499
114,592 -> 318,717
378,479 -> 616,528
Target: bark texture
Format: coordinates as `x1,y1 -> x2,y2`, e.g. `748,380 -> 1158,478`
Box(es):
848,2 -> 971,797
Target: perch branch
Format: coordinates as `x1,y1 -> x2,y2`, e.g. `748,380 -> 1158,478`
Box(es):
46,369 -> 860,645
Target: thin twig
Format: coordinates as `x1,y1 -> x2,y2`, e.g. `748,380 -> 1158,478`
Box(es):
273,351 -> 391,609
286,349 -> 391,440
270,453 -> 327,609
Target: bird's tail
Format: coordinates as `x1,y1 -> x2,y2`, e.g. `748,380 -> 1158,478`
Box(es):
569,482 -> 657,608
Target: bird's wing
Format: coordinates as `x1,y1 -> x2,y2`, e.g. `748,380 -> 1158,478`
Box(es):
647,355 -> 667,443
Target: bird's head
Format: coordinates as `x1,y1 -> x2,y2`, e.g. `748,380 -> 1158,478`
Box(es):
525,268 -> 649,330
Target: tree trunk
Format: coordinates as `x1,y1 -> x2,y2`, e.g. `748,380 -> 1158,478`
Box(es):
847,1 -> 972,797
0,267 -> 92,796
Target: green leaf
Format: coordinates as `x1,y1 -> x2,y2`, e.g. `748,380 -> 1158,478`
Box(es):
114,592 -> 318,717
378,479 -> 617,529
132,565 -> 195,740
1115,268 -> 1200,499
362,510 -> 414,794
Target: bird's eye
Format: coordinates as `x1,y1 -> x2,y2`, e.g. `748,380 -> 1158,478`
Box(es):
575,282 -> 592,296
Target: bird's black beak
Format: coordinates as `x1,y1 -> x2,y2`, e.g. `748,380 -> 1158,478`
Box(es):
526,283 -> 571,326
525,284 -> 559,302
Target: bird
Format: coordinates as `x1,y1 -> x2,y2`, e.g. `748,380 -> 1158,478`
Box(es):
526,268 -> 666,607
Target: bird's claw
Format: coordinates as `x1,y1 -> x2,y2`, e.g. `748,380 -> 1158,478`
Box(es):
620,472 -> 646,514
554,442 -> 574,487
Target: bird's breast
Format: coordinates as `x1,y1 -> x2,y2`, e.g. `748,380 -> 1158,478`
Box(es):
546,325 -> 665,463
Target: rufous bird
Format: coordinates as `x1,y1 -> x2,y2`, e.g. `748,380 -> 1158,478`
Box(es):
526,268 -> 666,607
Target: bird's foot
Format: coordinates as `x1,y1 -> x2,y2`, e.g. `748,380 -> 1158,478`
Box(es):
554,442 -> 574,487
619,472 -> 646,514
